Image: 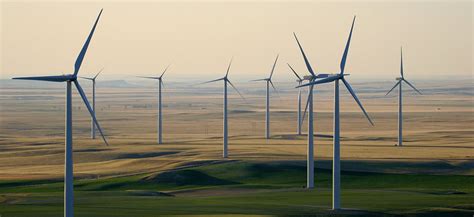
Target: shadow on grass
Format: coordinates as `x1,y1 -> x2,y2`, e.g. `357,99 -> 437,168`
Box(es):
115,151 -> 179,159
143,169 -> 239,186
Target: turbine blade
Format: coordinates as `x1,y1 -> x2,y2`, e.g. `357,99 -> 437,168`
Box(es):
225,57 -> 233,77
200,77 -> 224,85
297,75 -> 339,88
269,54 -> 279,79
78,76 -> 94,80
301,85 -> 313,123
74,9 -> 103,76
160,64 -> 171,78
293,33 -> 316,77
340,16 -> 356,75
73,80 -> 109,146
269,80 -> 282,101
269,80 -> 277,91
316,74 -> 331,78
250,78 -> 268,82
94,68 -> 104,79
227,79 -> 246,101
160,79 -> 165,89
403,79 -> 422,95
385,81 -> 401,96
400,47 -> 404,78
269,80 -> 280,96
341,78 -> 374,126
287,63 -> 302,81
12,75 -> 69,82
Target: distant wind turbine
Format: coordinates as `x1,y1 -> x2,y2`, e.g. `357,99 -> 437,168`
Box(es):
287,63 -> 304,135
385,47 -> 422,147
12,9 -> 108,217
298,16 -> 374,210
252,55 -> 279,139
138,64 -> 171,144
202,58 -> 245,158
293,32 -> 332,189
79,68 -> 104,139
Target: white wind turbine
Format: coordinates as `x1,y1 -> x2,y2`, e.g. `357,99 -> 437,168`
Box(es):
79,68 -> 104,139
385,47 -> 422,147
138,65 -> 171,144
287,63 -> 304,135
12,9 -> 108,217
252,55 -> 279,139
202,58 -> 245,158
292,33 -> 332,189
298,16 -> 374,209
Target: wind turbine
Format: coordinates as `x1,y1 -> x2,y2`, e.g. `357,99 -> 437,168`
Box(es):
202,58 -> 245,158
292,32 -> 332,189
12,9 -> 108,217
252,55 -> 279,139
386,47 -> 422,147
298,16 -> 374,210
79,68 -> 104,139
287,63 -> 304,135
138,65 -> 171,144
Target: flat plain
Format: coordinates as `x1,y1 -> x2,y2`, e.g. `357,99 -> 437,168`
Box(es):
0,79 -> 472,216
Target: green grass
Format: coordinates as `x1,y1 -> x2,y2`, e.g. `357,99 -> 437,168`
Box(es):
0,160 -> 473,216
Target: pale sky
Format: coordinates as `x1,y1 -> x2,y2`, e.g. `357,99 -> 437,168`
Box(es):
1,0 -> 472,81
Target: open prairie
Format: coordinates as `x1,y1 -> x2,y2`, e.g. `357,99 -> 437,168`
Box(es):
0,79 -> 473,216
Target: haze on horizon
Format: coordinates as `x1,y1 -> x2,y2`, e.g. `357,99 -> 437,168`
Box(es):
1,0 -> 472,82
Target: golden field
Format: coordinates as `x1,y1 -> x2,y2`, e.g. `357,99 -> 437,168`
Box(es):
0,79 -> 472,180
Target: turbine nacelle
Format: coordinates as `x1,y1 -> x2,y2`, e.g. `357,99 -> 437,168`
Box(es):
297,74 -> 344,88
201,58 -> 246,101
301,73 -> 342,82
80,68 -> 104,81
386,47 -> 422,96
320,73 -> 344,78
253,54 -> 279,83
68,74 -> 78,80
137,65 -> 170,84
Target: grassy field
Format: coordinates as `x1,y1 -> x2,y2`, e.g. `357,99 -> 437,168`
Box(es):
0,160 -> 473,216
0,80 -> 473,216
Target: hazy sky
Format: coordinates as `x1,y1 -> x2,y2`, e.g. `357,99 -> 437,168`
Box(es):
1,0 -> 472,81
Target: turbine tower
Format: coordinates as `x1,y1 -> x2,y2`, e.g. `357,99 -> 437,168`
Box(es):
252,55 -> 279,139
287,63 -> 304,135
298,16 -> 374,210
138,65 -> 171,144
12,9 -> 108,217
292,33 -> 332,189
79,68 -> 104,139
202,58 -> 245,158
386,47 -> 422,147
